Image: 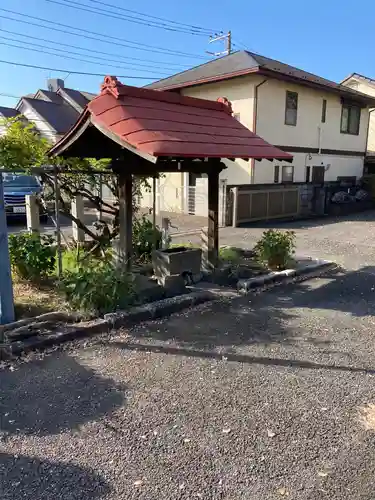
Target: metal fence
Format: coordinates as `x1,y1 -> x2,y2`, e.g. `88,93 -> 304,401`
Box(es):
232,185 -> 300,225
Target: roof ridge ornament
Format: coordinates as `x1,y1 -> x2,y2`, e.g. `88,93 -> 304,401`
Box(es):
217,96 -> 233,114
100,75 -> 122,98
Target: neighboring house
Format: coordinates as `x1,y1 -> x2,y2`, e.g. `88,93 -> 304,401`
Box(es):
0,79 -> 113,204
0,78 -> 96,142
341,73 -> 375,174
144,51 -> 375,215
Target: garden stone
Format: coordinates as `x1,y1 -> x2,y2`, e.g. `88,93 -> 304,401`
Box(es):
132,274 -> 165,304
161,275 -> 187,297
152,247 -> 202,280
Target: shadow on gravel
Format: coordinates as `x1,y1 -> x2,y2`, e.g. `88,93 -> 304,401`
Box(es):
280,266 -> 375,317
112,341 -> 375,375
0,452 -> 110,499
0,353 -> 126,436
129,296 -> 295,349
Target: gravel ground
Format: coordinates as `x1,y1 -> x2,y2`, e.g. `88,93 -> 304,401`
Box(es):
2,213 -> 375,499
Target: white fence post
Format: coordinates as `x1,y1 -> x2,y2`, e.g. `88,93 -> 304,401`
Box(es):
71,195 -> 85,243
232,187 -> 239,228
25,194 -> 40,233
219,179 -> 227,227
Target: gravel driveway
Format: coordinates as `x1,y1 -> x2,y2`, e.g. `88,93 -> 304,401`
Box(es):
2,213 -> 375,499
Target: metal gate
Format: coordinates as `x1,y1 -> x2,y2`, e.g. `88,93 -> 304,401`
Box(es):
233,186 -> 300,224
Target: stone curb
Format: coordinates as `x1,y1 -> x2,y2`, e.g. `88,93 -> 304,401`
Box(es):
237,259 -> 337,294
103,291 -> 213,329
1,292 -> 214,359
1,260 -> 337,359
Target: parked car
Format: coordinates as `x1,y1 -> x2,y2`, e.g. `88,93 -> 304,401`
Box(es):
3,173 -> 46,221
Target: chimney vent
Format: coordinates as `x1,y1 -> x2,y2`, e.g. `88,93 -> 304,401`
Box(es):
47,78 -> 64,92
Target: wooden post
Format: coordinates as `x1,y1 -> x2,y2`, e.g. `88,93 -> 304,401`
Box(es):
54,168 -> 62,279
152,175 -> 157,250
118,172 -> 133,271
207,168 -> 219,269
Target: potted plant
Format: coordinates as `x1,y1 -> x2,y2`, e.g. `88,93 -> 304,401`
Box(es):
254,229 -> 296,271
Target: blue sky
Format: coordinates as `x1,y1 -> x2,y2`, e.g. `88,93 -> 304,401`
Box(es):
0,0 -> 373,108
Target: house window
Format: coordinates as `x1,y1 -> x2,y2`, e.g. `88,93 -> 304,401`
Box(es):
321,99 -> 327,123
305,166 -> 311,183
274,165 -> 280,183
285,91 -> 298,126
340,104 -> 360,135
282,165 -> 294,183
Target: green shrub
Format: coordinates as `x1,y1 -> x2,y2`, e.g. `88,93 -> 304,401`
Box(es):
133,214 -> 162,261
219,246 -> 241,264
8,232 -> 55,282
254,229 -> 296,270
59,258 -> 135,315
169,242 -> 199,249
60,248 -> 81,273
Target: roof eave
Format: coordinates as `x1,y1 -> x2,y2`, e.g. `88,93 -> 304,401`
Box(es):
153,66 -> 375,106
152,66 -> 261,91
49,108 -> 91,157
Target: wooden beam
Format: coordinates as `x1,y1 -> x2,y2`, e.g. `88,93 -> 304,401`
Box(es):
118,172 -> 133,271
207,168 -> 220,269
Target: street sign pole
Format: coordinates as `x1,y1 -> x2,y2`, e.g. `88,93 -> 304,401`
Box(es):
0,173 -> 14,325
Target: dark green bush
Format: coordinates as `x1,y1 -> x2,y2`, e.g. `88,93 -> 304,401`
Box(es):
254,229 -> 296,270
219,246 -> 241,264
8,232 -> 55,282
59,258 -> 135,315
133,214 -> 162,261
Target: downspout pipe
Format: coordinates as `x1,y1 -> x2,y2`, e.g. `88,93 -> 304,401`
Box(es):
364,107 -> 375,176
365,108 -> 375,154
251,78 -> 268,184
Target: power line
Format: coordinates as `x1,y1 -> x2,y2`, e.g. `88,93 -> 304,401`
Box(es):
81,0 -> 219,33
0,36 -> 173,76
0,58 -> 164,79
0,8 -> 209,60
47,0 -> 213,36
0,28 -> 188,70
0,92 -> 21,99
232,38 -> 252,51
0,40 -> 169,76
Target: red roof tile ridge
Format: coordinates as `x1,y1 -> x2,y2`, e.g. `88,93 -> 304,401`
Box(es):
217,97 -> 233,114
98,75 -> 232,115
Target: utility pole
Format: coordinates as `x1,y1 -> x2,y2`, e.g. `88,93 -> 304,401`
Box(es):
207,31 -> 232,57
226,30 -> 232,55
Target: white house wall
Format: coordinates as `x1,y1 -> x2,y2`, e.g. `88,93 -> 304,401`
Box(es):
256,79 -> 368,153
181,76 -> 262,185
181,76 -> 369,184
253,153 -> 363,184
342,76 -> 375,153
19,104 -> 58,142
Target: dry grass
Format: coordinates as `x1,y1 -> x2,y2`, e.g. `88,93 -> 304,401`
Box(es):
359,403 -> 375,431
13,278 -> 66,319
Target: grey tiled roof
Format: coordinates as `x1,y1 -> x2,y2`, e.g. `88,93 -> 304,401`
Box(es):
147,51 -> 258,90
0,107 -> 20,118
22,98 -> 79,133
147,50 -> 375,104
35,90 -> 66,105
59,88 -> 95,111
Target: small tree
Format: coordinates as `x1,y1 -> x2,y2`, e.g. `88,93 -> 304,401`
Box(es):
0,117 -> 150,246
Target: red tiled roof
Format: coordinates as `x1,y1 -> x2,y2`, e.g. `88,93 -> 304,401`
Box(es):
50,76 -> 293,162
